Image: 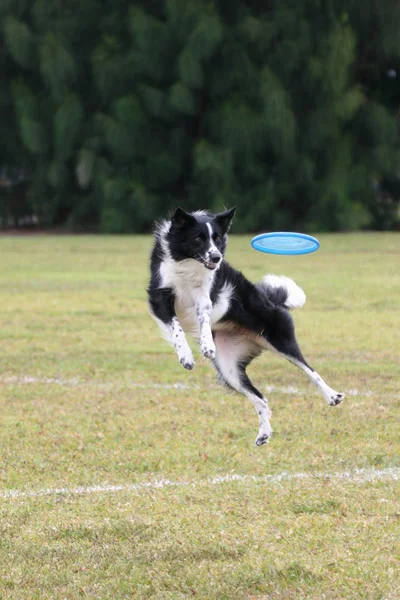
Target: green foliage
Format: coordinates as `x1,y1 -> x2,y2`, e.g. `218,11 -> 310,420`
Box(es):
322,25 -> 356,96
39,33 -> 76,100
76,148 -> 96,190
54,96 -> 83,163
47,160 -> 68,189
178,48 -> 204,89
0,0 -> 399,231
260,67 -> 297,159
91,36 -> 129,103
169,83 -> 196,115
19,117 -> 48,155
129,7 -> 170,82
3,16 -> 35,68
187,14 -> 223,62
11,79 -> 38,121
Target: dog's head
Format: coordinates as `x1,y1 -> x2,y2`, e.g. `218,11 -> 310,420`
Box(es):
166,208 -> 236,270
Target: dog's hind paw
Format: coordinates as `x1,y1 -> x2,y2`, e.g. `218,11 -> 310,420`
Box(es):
328,392 -> 345,406
255,433 -> 271,446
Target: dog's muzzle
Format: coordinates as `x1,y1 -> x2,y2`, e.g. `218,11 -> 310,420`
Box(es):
196,253 -> 221,270
205,253 -> 221,270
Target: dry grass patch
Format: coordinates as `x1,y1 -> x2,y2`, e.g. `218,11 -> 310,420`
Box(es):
0,232 -> 399,598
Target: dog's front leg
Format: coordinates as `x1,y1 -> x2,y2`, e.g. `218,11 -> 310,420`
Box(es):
196,298 -> 215,360
149,288 -> 194,370
169,316 -> 195,370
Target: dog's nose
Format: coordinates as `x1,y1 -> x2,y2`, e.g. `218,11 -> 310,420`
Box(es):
210,254 -> 221,264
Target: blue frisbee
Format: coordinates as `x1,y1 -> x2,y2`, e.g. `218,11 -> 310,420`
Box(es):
251,232 -> 320,256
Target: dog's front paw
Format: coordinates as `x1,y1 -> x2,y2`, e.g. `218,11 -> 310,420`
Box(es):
200,341 -> 216,360
175,337 -> 194,370
180,357 -> 194,370
177,346 -> 194,371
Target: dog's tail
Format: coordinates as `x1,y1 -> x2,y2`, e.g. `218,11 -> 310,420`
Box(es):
256,274 -> 306,310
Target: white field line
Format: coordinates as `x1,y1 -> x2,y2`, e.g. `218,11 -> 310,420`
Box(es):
0,467 -> 399,502
0,375 -> 388,398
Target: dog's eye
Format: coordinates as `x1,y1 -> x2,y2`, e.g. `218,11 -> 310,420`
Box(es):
195,234 -> 205,243
214,235 -> 221,243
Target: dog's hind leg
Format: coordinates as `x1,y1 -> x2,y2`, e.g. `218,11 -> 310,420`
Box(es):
213,330 -> 272,446
262,308 -> 344,406
286,356 -> 345,406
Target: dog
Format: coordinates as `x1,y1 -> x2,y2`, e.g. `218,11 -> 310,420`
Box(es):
147,207 -> 344,445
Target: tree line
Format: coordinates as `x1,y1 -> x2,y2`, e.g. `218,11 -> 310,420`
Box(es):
0,0 -> 399,232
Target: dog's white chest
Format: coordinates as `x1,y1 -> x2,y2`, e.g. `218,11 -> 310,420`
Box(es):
211,283 -> 233,325
158,259 -> 232,336
159,258 -> 211,290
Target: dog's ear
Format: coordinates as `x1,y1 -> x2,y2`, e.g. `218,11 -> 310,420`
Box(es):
171,207 -> 196,228
215,207 -> 236,235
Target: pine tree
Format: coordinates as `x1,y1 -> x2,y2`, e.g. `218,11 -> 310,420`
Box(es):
0,0 -> 399,231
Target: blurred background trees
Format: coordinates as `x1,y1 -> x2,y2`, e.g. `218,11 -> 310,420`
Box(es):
1,0 -> 399,232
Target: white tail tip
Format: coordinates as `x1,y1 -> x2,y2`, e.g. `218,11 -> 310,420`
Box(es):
261,274 -> 306,309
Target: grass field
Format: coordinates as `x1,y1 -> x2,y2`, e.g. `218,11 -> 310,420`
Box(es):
0,232 -> 399,599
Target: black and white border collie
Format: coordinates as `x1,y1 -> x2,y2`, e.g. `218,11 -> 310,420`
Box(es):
148,208 -> 344,445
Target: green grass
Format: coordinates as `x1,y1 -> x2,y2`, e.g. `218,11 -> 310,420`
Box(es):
0,232 -> 399,599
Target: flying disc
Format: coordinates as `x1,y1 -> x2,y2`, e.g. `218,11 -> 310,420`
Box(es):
251,232 -> 320,255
